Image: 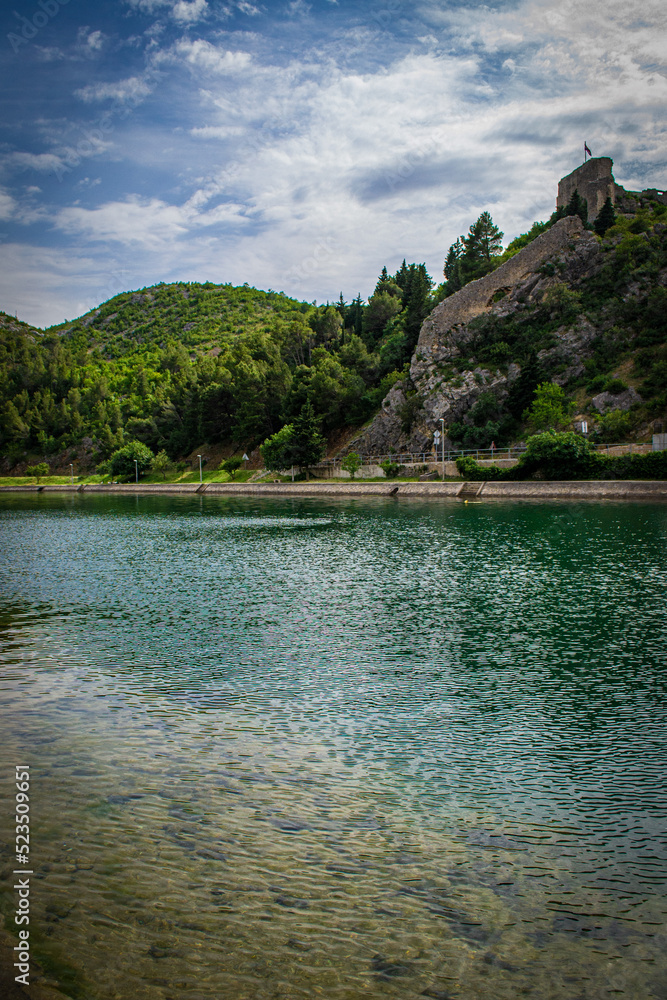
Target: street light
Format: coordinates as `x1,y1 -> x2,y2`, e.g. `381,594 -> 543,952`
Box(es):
70,463 -> 74,485
440,417 -> 445,482
197,454 -> 202,484
134,459 -> 138,484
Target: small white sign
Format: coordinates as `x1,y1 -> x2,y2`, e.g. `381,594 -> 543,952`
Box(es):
433,431 -> 441,442
242,453 -> 249,461
580,422 -> 588,435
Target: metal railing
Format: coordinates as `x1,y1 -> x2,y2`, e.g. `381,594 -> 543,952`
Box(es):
319,441 -> 651,468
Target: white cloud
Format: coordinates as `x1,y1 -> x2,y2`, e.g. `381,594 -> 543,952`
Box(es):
6,152 -> 65,174
286,0 -> 311,16
5,0 -> 667,327
76,27 -> 106,58
0,189 -> 16,221
124,0 -> 209,20
171,0 -> 209,24
75,76 -> 153,104
54,193 -> 250,250
56,196 -> 190,249
170,39 -> 253,74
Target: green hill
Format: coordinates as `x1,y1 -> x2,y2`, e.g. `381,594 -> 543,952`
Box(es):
1,194 -> 666,477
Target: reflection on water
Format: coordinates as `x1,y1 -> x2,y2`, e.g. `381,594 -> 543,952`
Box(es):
0,493 -> 666,999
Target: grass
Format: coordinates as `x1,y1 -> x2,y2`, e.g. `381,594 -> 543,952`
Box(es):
0,471 -> 464,486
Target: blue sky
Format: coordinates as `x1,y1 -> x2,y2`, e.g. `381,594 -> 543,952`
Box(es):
1,0 -> 665,327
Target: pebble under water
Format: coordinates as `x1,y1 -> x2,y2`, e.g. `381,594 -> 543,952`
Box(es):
0,492 -> 665,1000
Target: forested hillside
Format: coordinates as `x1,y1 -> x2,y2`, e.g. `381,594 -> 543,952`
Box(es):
0,264 -> 434,470
1,190 -> 665,475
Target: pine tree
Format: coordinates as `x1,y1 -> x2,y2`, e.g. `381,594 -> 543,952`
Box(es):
463,212 -> 504,263
394,259 -> 410,292
444,238 -> 464,280
594,197 -> 616,236
565,189 -> 588,224
289,401 -> 325,475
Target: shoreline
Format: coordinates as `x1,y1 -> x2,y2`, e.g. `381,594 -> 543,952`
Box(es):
1,480 -> 666,499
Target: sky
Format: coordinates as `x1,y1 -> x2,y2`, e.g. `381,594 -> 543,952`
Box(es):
0,0 -> 665,328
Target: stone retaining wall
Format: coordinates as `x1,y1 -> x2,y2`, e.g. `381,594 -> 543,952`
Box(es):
1,481 -> 666,500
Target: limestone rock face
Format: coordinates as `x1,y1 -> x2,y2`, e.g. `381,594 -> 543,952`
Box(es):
591,388 -> 642,413
412,217 -> 595,386
345,216 -> 603,457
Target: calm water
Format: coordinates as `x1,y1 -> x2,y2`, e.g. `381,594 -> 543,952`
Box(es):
0,493 -> 666,1000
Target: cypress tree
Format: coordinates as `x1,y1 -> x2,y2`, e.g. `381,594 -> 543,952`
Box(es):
594,197 -> 616,236
565,188 -> 588,224
506,352 -> 545,419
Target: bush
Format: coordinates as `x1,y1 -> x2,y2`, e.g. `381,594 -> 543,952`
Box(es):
524,382 -> 574,431
341,452 -> 362,479
25,462 -> 49,482
152,449 -> 173,480
455,435 -> 667,481
604,378 -> 628,394
595,409 -> 632,443
380,460 -> 401,478
517,431 -> 598,480
221,457 -> 243,479
596,450 -> 667,479
109,441 -> 154,480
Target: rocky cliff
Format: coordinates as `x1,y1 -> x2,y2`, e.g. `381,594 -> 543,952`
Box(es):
345,216 -> 612,455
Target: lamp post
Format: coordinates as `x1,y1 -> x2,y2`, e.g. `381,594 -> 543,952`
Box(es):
440,417 -> 445,482
70,463 -> 74,485
134,459 -> 138,484
197,454 -> 202,484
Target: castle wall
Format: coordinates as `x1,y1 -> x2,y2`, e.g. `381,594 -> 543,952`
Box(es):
414,215 -> 588,364
556,157 -> 616,221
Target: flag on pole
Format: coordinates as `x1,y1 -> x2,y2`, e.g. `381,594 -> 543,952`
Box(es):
584,142 -> 592,159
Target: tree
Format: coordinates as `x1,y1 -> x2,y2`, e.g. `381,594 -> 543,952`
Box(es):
565,188 -> 588,224
464,211 -> 504,262
341,452 -> 361,479
289,401 -> 325,474
517,431 -> 597,480
594,197 -> 616,236
222,456 -> 243,479
444,239 -> 464,280
109,440 -> 154,480
507,352 -> 545,418
523,382 -> 574,431
260,423 -> 295,471
401,263 -> 433,353
152,449 -> 173,481
363,291 -> 402,345
25,462 -> 49,482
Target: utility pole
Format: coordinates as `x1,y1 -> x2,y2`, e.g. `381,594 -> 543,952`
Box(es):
440,418 -> 445,481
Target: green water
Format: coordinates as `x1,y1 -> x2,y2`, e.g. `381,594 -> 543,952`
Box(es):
0,493 -> 665,1000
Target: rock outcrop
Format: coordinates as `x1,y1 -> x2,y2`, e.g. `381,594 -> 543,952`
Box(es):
346,216 -> 603,456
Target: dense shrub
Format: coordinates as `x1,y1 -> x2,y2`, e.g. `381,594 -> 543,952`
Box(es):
109,441 -> 154,480
455,436 -> 667,480
380,460 -> 401,478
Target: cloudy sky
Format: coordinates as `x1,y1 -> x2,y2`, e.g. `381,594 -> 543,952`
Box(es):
1,0 -> 665,328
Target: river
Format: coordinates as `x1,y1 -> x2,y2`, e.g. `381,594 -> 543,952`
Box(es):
0,493 -> 665,1000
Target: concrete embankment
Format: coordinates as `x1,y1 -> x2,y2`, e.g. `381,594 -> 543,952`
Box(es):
2,481 -> 667,499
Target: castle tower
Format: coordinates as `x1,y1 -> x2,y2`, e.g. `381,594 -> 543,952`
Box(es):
557,157 -> 618,222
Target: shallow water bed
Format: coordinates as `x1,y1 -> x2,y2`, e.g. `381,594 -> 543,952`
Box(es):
0,493 -> 666,999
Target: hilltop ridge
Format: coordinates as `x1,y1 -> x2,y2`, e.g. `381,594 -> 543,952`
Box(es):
0,161 -> 666,474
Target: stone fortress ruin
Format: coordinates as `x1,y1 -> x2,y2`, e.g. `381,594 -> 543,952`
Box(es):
557,156 -> 667,221
342,154 -> 666,459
